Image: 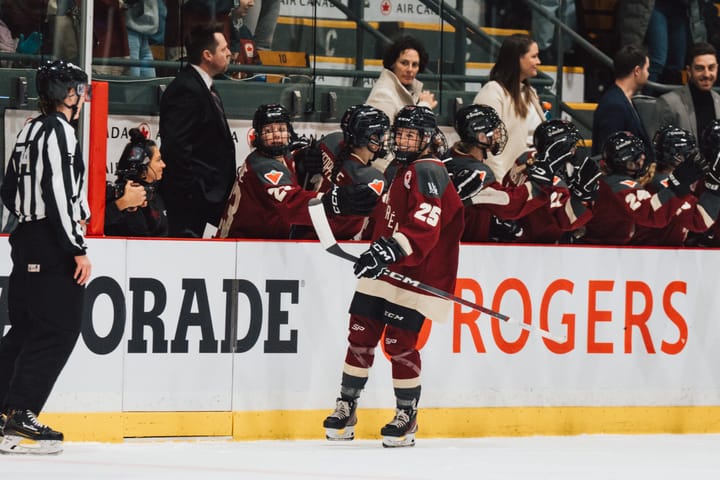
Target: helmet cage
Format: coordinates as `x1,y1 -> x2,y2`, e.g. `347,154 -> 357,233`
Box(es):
391,106 -> 439,163
653,125 -> 696,168
533,119 -> 581,158
252,104 -> 298,157
603,132 -> 648,177
454,104 -> 508,155
341,105 -> 390,158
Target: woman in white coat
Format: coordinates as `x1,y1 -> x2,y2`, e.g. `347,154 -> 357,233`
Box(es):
474,34 -> 545,179
366,36 -> 438,172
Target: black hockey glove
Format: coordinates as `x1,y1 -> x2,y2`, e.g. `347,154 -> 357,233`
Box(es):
568,156 -> 601,202
451,168 -> 485,203
667,156 -> 704,196
322,184 -> 378,216
488,216 -> 524,243
353,236 -> 407,279
526,159 -> 556,186
294,142 -> 324,180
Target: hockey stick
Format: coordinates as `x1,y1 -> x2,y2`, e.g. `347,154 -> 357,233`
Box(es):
308,198 -> 565,341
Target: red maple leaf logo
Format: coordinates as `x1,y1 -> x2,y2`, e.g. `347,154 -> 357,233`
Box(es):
264,170 -> 284,185
138,123 -> 151,138
368,179 -> 385,195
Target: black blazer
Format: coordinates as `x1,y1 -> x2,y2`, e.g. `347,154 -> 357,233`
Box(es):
159,65 -> 236,219
591,84 -> 653,160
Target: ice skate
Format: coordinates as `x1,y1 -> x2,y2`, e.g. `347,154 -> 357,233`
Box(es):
381,407 -> 417,448
323,398 -> 357,441
0,409 -> 63,455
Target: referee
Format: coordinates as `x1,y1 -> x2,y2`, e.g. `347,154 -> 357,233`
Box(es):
0,60 -> 92,455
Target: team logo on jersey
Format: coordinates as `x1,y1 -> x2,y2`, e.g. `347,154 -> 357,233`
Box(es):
620,179 -> 638,188
264,169 -> 284,185
404,170 -> 412,189
660,178 -> 670,188
368,179 -> 384,196
427,181 -> 439,196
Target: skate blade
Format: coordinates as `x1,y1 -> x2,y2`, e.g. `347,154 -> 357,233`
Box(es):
325,425 -> 355,441
382,432 -> 416,448
0,435 -> 63,455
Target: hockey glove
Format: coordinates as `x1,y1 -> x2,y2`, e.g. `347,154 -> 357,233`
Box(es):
568,156 -> 601,202
294,142 -> 324,180
353,236 -> 407,279
450,168 -> 485,203
322,184 -> 378,216
526,159 -> 557,186
488,216 -> 524,242
667,156 -> 704,196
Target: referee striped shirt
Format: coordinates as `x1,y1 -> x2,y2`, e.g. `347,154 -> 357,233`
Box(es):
0,112 -> 89,255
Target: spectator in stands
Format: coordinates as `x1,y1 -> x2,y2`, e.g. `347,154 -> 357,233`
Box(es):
531,0 -> 577,64
228,0 -> 262,80
125,0 -> 160,77
617,0 -> 706,84
93,0 -> 130,76
656,42 -> 720,143
158,23 -> 235,237
0,0 -> 47,55
105,128 -> 168,236
243,0 -> 279,50
366,35 -> 437,172
216,104 -> 378,239
591,44 -> 653,159
473,33 -> 545,180
164,0 -> 232,62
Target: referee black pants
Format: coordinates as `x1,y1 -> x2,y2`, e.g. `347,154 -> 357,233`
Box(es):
0,221 -> 85,414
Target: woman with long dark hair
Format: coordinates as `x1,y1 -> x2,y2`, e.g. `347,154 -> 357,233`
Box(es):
473,33 -> 545,179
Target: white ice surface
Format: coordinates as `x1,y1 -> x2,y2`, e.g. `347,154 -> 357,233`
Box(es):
3,435 -> 720,480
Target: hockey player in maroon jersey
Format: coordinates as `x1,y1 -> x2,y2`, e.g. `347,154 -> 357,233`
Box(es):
216,103 -> 379,238
503,119 -> 601,243
443,105 -> 565,242
631,125 -> 702,245
322,106 -> 464,448
579,130 -> 720,245
296,104 -> 390,240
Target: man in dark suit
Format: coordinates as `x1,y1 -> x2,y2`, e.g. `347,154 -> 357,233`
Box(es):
592,45 -> 653,160
159,23 -> 236,237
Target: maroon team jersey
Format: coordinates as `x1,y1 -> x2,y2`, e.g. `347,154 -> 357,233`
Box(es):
350,157 -> 464,326
308,132 -> 388,240
581,173 -> 720,245
447,151 -> 547,242
216,150 -> 320,238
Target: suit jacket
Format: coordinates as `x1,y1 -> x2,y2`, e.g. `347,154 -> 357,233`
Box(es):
159,65 -> 236,233
592,83 -> 653,160
656,84 -> 720,140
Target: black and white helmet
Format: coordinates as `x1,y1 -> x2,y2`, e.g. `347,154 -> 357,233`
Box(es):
36,59 -> 88,107
533,119 -> 581,159
653,125 -> 697,168
340,104 -> 390,155
252,103 -> 298,157
453,104 -> 507,155
391,105 -> 444,163
602,131 -> 648,177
